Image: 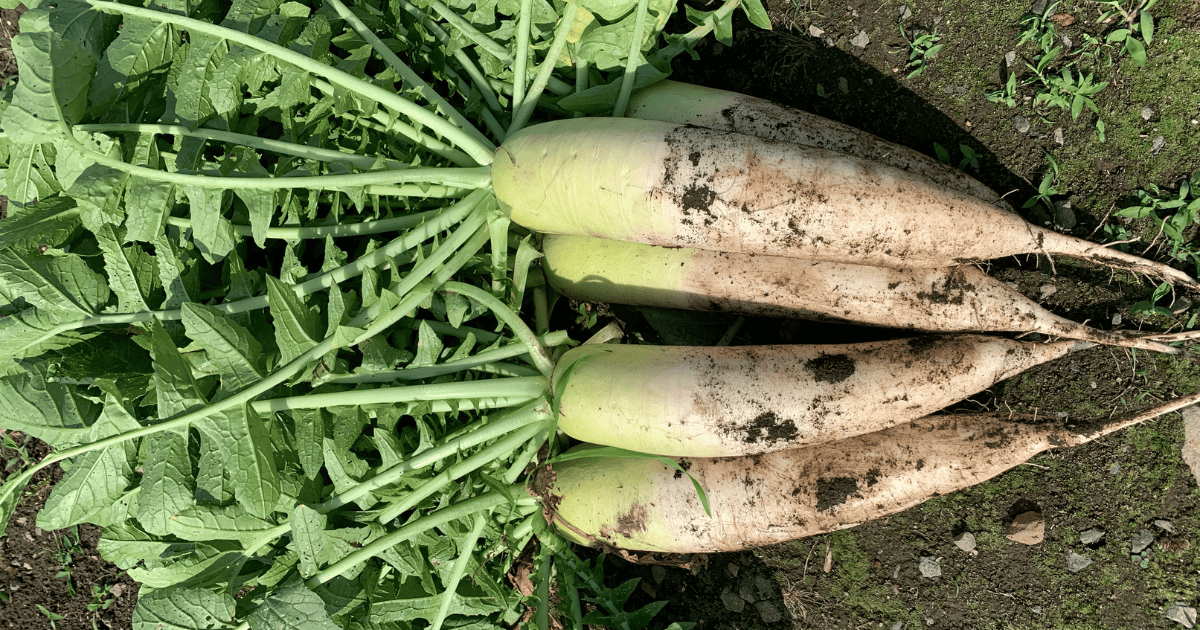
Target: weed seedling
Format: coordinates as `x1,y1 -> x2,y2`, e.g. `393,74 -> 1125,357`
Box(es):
87,584 -> 115,613
895,19 -> 943,78
1095,0 -> 1156,67
1024,153 -> 1063,212
1114,170 -> 1200,274
37,605 -> 66,630
932,143 -> 981,171
46,526 -> 84,597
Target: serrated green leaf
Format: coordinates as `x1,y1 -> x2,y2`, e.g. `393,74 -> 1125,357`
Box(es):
370,577 -> 502,623
4,142 -> 62,208
182,302 -> 265,392
166,501 -> 277,544
1,31 -> 95,143
137,430 -> 196,535
0,362 -> 98,447
0,247 -> 110,316
89,17 -> 180,119
37,394 -> 139,529
247,574 -> 342,630
293,408 -> 326,481
266,275 -> 320,365
0,195 -> 80,251
152,230 -> 195,309
231,149 -> 276,248
289,504 -> 327,578
125,179 -> 176,244
94,224 -> 158,312
410,320 -> 444,368
0,307 -> 101,377
132,586 -> 238,630
98,521 -> 194,570
128,541 -> 245,589
183,185 -> 236,264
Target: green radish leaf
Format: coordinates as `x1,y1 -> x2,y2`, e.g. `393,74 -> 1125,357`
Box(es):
94,224 -> 158,312
136,430 -> 196,536
289,504 -> 328,578
230,148 -> 276,248
183,185 -> 237,264
182,302 -> 266,392
933,142 -> 950,164
0,248 -> 110,316
0,467 -> 39,539
410,320 -> 445,368
195,404 -> 281,519
247,574 -> 342,630
89,18 -> 180,120
131,587 -> 237,630
37,394 -> 139,530
98,522 -> 191,570
738,0 -> 771,31
266,275 -> 321,365
369,576 -> 503,623
0,363 -> 98,447
4,142 -> 63,208
128,541 -> 245,589
331,406 -> 370,452
0,195 -> 81,251
152,231 -> 196,309
0,307 -> 101,378
125,180 -> 176,244
293,408 -> 327,481
2,31 -> 95,143
195,430 -> 235,506
166,502 -> 277,544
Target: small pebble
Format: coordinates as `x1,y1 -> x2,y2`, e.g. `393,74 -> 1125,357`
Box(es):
1061,34 -> 1072,49
839,77 -> 850,94
1031,605 -> 1043,614
756,601 -> 783,623
899,5 -> 912,20
1143,106 -> 1155,120
1080,528 -> 1105,545
1053,128 -> 1064,146
953,532 -> 977,552
1167,604 -> 1197,629
926,618 -> 934,627
1013,115 -> 1031,134
725,563 -> 739,578
1151,136 -> 1166,154
720,586 -> 745,613
809,24 -> 825,37
1110,462 -> 1121,475
1039,284 -> 1058,299
1054,199 -> 1076,229
850,30 -> 870,48
919,556 -> 942,578
1066,551 -> 1093,573
1132,529 -> 1155,554
1170,298 -> 1193,315
892,622 -> 904,630
1155,520 -> 1175,533
933,15 -> 942,24
1005,50 -> 1017,67
1006,511 -> 1045,545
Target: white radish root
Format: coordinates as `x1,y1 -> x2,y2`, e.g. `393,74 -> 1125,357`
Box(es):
542,234 -> 1186,355
539,390 -> 1200,553
553,335 -> 1089,457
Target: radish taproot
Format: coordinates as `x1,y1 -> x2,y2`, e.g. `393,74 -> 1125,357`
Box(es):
537,390 -> 1200,553
541,234 -> 1185,355
627,80 -> 1003,206
552,335 -> 1089,457
491,118 -> 1196,286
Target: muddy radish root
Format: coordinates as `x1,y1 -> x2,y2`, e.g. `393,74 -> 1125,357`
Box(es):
553,335 -> 1091,457
540,390 -> 1200,553
542,234 -> 1187,355
492,118 -> 1197,287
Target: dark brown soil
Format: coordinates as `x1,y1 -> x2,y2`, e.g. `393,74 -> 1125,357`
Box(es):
0,436 -> 139,630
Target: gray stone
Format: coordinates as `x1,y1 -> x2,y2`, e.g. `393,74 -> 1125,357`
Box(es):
1132,529 -> 1155,553
1005,50 -> 1018,67
1031,605 -> 1043,615
755,574 -> 776,601
1151,135 -> 1166,154
652,565 -> 667,583
926,618 -> 934,626
1013,115 -> 1031,134
1030,0 -> 1048,15
809,24 -> 825,38
1167,604 -> 1197,629
899,5 -> 912,20
1185,405 -> 1200,487
953,532 -> 977,552
1080,528 -> 1105,545
756,601 -> 783,623
739,579 -> 756,603
1066,552 -> 1093,573
1061,34 -> 1072,50
1110,462 -> 1122,475
839,77 -> 850,94
1054,199 -> 1076,229
724,563 -> 739,578
1054,127 -> 1064,145
1155,520 -> 1175,533
850,30 -> 871,48
919,556 -> 942,578
892,622 -> 904,630
1112,313 -> 1123,326
1039,284 -> 1058,300
1143,106 -> 1155,120
933,15 -> 942,25
1171,297 -> 1193,314
720,586 -> 745,612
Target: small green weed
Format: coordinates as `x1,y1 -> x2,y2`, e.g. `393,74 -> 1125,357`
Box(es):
87,584 -> 115,613
895,19 -> 943,78
37,605 -> 67,630
0,431 -> 32,473
1094,0 -> 1157,67
1112,170 -> 1200,275
1024,153 -> 1063,211
933,142 -> 981,171
45,526 -> 84,598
